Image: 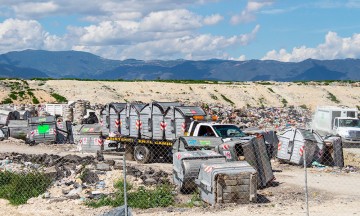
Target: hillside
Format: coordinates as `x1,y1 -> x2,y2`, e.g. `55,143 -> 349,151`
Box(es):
0,79 -> 359,110
0,50 -> 360,81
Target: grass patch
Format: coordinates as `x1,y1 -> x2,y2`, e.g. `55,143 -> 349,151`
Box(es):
220,94 -> 234,106
86,179 -> 175,209
9,92 -> 17,100
18,91 -> 25,98
32,97 -> 40,104
327,92 -> 340,104
1,98 -> 13,104
27,90 -> 34,97
268,88 -> 274,93
281,98 -> 288,107
0,171 -> 51,205
186,190 -> 203,207
51,93 -> 68,103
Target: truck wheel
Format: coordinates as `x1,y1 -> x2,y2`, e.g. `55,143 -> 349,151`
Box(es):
125,145 -> 135,161
134,145 -> 153,164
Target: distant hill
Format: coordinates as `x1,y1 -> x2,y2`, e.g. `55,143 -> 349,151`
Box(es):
0,63 -> 48,79
0,50 -> 359,81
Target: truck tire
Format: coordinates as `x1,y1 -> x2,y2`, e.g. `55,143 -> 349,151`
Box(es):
134,145 -> 153,164
125,145 -> 135,161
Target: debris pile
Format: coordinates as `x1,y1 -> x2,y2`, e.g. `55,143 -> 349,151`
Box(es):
0,151 -> 171,203
202,104 -> 312,131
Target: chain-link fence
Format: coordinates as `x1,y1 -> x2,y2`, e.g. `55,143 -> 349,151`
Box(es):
0,129 -> 359,216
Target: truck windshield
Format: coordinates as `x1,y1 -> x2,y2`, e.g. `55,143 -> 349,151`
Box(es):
339,119 -> 360,127
212,125 -> 246,138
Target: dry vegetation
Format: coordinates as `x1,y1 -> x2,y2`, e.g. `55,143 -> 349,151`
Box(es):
0,79 -> 359,110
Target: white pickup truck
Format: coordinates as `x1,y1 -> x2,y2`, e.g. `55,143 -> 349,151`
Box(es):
311,106 -> 360,144
188,121 -> 247,141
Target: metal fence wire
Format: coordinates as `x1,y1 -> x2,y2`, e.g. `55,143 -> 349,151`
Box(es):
0,129 -> 359,216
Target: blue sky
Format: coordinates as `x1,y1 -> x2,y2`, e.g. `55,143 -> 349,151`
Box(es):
0,0 -> 360,61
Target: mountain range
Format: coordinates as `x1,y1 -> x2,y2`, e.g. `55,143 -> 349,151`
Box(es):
0,49 -> 359,81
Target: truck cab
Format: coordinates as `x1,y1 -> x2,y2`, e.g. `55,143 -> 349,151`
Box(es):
311,106 -> 360,144
333,117 -> 360,143
188,121 -> 247,141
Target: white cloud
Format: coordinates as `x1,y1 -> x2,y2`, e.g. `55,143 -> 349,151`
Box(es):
262,31 -> 360,62
0,19 -> 45,52
2,0 -> 218,21
72,25 -> 260,60
0,18 -> 72,53
12,2 -> 58,18
231,0 -> 274,24
203,14 -> 223,25
139,9 -> 202,32
0,1 -> 260,60
229,55 -> 246,61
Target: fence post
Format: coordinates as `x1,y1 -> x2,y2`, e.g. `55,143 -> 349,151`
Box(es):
123,146 -> 128,216
303,141 -> 309,216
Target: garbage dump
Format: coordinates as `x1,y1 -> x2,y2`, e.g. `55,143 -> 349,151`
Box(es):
196,161 -> 257,205
203,105 -> 312,131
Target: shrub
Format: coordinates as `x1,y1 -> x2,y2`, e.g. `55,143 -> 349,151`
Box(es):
327,92 -> 340,104
32,97 -> 40,104
268,88 -> 274,93
300,104 -> 308,109
18,91 -> 25,98
27,90 -> 34,97
51,93 -> 68,103
9,92 -> 17,100
87,179 -> 175,209
1,98 -> 13,104
220,94 -> 234,105
257,81 -> 272,85
0,171 -> 51,205
281,98 -> 288,107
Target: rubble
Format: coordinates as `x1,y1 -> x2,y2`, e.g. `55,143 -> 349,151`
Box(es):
0,151 -> 172,204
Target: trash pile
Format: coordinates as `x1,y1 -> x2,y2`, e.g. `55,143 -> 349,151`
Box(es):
202,104 -> 312,131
